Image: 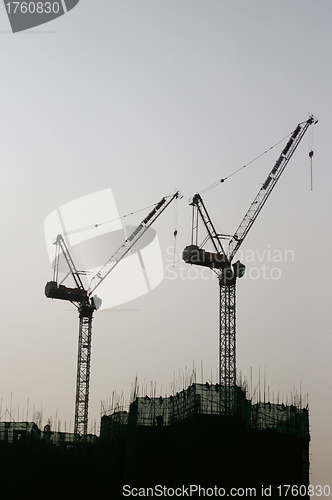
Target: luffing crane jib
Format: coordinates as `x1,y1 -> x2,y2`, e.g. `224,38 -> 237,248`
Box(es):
142,198 -> 166,225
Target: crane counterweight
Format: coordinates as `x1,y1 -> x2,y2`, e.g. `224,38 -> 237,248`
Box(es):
182,244 -> 229,269
45,281 -> 88,303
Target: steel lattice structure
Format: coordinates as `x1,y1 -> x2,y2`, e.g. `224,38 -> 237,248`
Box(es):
183,115 -> 318,415
219,282 -> 236,414
219,282 -> 236,387
75,304 -> 94,436
45,191 -> 182,437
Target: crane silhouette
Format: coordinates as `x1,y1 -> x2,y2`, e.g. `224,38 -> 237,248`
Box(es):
46,190 -> 182,436
183,115 -> 317,414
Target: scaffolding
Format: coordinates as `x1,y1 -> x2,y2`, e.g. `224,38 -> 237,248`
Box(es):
0,421 -> 41,443
100,383 -> 309,441
0,420 -> 98,447
128,383 -> 250,428
116,383 -> 308,439
98,383 -> 310,489
100,411 -> 128,442
251,402 -> 309,439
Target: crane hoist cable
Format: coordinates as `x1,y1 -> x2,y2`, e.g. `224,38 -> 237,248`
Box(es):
309,119 -> 315,191
309,150 -> 314,191
172,196 -> 178,267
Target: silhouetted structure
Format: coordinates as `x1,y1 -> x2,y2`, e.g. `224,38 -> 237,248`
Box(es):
0,384 -> 309,498
101,383 -> 310,498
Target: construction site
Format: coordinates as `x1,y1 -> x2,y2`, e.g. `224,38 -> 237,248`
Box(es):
0,381 -> 310,497
100,382 -> 310,493
0,116 -> 318,497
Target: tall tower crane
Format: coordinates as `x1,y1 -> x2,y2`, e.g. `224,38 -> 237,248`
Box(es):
45,190 -> 182,436
183,115 -> 317,414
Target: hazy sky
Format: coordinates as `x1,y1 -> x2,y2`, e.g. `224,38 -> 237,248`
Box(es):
0,0 -> 331,488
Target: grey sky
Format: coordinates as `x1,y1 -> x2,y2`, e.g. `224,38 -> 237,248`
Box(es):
0,1 -> 331,487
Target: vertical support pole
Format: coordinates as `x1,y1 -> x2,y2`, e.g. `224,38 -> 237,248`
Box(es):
219,281 -> 236,414
74,303 -> 94,436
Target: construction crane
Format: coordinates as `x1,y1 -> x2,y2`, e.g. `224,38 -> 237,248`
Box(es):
45,190 -> 182,436
183,115 -> 317,414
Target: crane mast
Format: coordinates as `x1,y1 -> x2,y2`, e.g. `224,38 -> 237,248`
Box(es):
75,302 -> 94,436
51,234 -> 93,436
46,190 -> 182,436
184,194 -> 244,414
183,115 -> 317,414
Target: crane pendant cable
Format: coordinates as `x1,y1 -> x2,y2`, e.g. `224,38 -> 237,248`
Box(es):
62,201 -> 161,237
199,130 -> 298,196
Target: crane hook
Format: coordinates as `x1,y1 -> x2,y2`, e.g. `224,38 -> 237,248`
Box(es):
309,150 -> 314,191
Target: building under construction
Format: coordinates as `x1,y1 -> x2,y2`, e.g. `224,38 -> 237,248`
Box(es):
100,382 -> 310,497
0,383 -> 309,497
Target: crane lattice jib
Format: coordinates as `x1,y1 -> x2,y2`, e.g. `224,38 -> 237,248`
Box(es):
88,191 -> 182,295
227,115 -> 317,262
55,234 -> 85,290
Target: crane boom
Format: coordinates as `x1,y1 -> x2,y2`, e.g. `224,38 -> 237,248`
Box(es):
88,191 -> 182,296
227,115 -> 317,261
